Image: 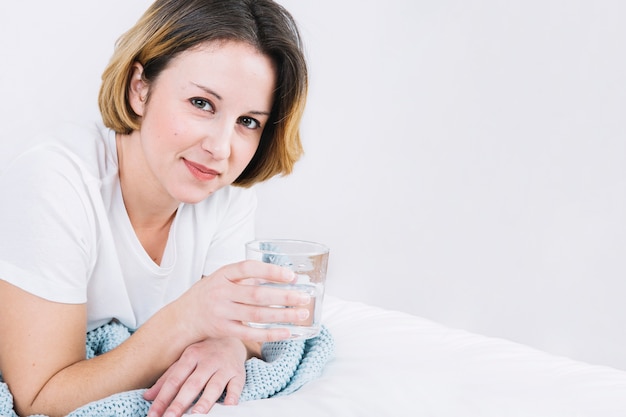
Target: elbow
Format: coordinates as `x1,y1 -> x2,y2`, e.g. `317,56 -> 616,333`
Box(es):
11,389 -> 65,417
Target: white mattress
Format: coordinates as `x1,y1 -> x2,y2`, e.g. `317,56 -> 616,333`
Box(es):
198,296 -> 626,417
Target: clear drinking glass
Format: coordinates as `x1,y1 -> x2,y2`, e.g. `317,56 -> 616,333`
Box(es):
245,239 -> 330,340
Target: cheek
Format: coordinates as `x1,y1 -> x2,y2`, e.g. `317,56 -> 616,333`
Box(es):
147,114 -> 188,150
239,140 -> 261,165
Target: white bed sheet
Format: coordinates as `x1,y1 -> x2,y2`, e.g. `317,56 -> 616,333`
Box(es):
198,296 -> 626,417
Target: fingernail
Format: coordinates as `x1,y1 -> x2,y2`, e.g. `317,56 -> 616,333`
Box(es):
297,308 -> 310,320
224,394 -> 239,405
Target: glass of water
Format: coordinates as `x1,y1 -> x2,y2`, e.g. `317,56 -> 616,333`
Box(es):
245,239 -> 330,340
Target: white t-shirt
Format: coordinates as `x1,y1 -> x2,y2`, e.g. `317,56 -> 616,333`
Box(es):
0,122 -> 256,331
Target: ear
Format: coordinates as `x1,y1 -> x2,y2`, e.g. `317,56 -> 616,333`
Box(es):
128,62 -> 149,117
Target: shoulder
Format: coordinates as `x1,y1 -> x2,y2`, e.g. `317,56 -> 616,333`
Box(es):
0,122 -> 117,224
8,121 -> 118,185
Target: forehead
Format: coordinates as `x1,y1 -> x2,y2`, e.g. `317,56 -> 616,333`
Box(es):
165,40 -> 275,80
155,40 -> 276,104
165,41 -> 276,83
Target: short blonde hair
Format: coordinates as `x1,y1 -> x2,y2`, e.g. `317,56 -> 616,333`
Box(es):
98,0 -> 307,186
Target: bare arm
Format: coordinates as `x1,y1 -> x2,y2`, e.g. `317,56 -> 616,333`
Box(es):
0,280 -> 189,416
0,260 -> 308,417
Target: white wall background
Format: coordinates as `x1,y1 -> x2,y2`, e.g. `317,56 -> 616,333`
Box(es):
0,1 -> 624,370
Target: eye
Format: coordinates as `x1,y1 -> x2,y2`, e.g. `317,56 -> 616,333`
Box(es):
190,98 -> 214,112
238,116 -> 262,130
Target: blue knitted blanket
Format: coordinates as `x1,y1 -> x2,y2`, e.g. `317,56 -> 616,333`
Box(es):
0,322 -> 334,417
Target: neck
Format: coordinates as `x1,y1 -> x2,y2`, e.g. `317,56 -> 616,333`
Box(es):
116,132 -> 179,230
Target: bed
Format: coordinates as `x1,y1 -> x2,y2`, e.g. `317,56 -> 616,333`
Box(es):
1,296 -> 623,417
202,295 -> 626,417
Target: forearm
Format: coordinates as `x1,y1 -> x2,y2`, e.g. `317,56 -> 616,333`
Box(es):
23,303 -> 194,417
8,261 -> 303,416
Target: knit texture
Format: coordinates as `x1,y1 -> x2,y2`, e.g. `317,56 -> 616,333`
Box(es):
0,322 -> 334,417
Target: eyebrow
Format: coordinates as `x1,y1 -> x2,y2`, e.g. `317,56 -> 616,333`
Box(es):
191,82 -> 271,116
192,82 -> 222,101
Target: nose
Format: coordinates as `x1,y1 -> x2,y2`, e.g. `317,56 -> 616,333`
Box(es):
201,119 -> 233,160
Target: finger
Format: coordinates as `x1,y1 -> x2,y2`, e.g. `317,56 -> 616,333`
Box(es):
143,367 -> 171,401
238,283 -> 312,308
222,373 -> 245,406
235,303 -> 310,327
223,260 -> 295,284
190,370 -> 240,414
217,319 -> 292,342
162,368 -> 219,417
147,361 -> 196,417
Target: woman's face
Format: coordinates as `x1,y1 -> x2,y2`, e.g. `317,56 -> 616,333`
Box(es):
128,40 -> 276,204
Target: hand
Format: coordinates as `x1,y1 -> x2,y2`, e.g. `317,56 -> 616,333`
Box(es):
177,260 -> 312,343
144,337 -> 247,417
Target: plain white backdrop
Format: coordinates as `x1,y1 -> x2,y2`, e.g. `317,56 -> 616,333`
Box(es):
0,1 -> 624,370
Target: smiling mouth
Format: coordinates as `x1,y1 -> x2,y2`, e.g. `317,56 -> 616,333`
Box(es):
183,159 -> 220,181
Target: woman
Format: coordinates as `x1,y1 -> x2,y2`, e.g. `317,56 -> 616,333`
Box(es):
0,0 -> 309,416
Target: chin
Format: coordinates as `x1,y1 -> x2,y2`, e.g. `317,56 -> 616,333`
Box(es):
173,187 -> 219,205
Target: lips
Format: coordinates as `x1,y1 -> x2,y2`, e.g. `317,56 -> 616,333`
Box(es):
183,159 -> 220,181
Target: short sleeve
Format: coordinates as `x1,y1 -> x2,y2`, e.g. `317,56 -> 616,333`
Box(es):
0,146 -> 96,303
